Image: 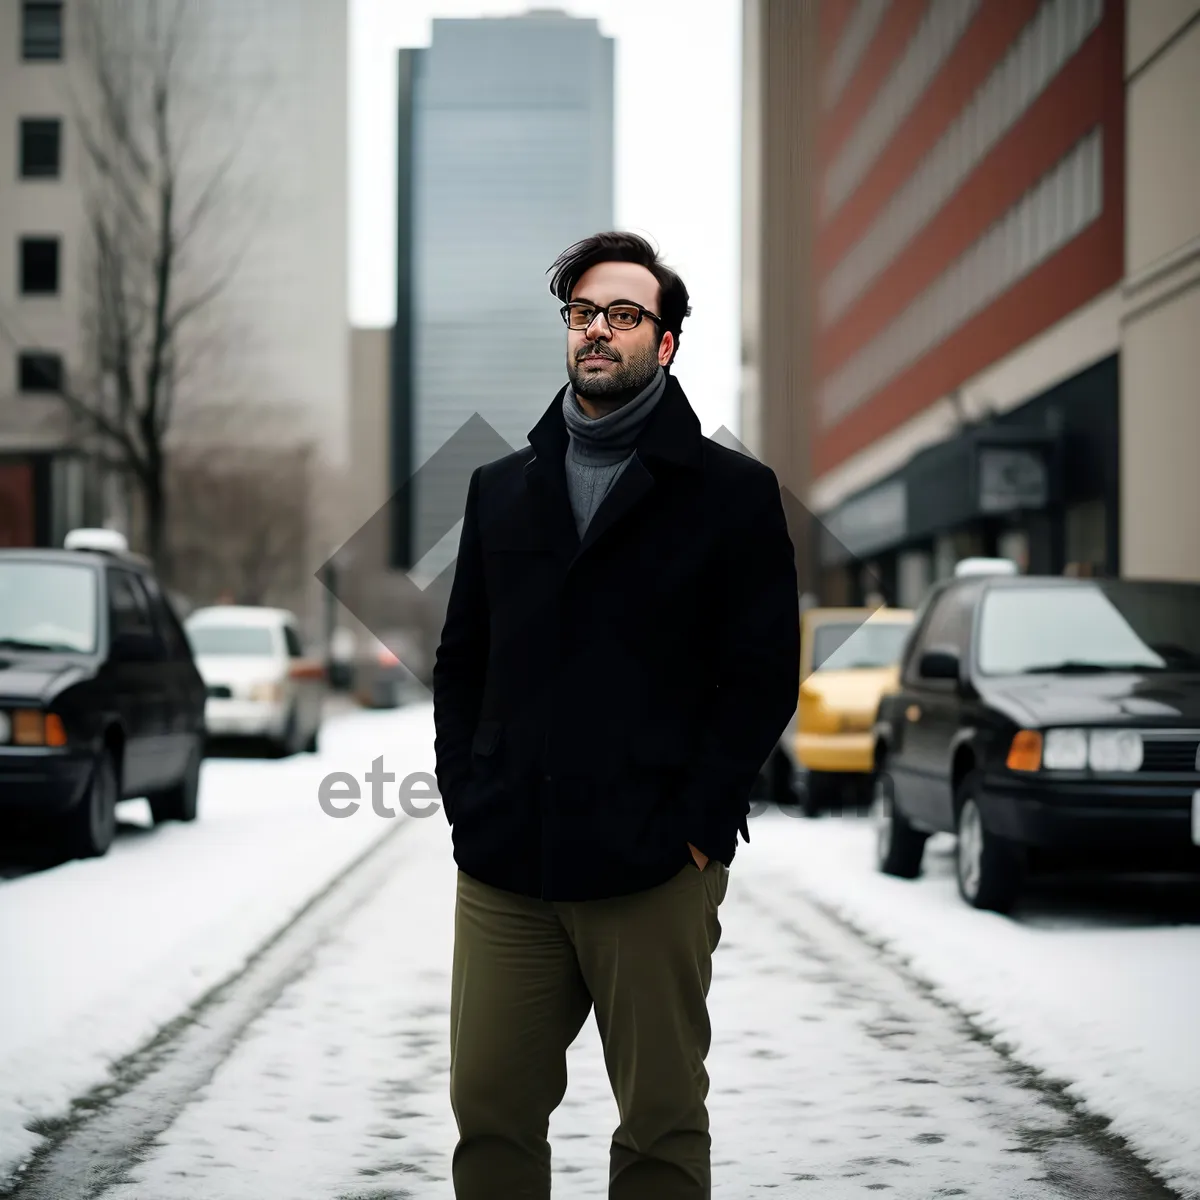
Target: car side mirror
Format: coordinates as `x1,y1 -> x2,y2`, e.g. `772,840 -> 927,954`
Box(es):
918,647 -> 960,681
111,630 -> 163,663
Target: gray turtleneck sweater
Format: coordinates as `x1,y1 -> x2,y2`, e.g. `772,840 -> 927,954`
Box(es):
561,366 -> 667,538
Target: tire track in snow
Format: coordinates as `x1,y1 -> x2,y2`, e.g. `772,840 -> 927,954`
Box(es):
732,865 -> 1181,1198
0,819 -> 413,1200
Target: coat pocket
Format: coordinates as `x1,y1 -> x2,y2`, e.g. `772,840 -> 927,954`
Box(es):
456,721 -> 506,826
621,723 -> 693,859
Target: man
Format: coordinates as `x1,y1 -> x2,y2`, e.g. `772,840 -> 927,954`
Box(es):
433,231 -> 800,1199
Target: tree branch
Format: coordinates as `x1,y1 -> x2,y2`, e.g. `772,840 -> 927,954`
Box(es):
165,247 -> 244,340
0,310 -> 146,474
142,20 -> 176,446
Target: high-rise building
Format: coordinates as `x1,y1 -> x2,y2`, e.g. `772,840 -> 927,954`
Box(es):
743,0 -> 1200,606
0,0 -> 349,625
392,10 -> 615,578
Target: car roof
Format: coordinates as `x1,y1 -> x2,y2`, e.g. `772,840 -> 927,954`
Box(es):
805,606 -> 914,622
923,574 -> 1200,613
0,546 -> 151,571
965,574 -> 1200,592
185,605 -> 297,626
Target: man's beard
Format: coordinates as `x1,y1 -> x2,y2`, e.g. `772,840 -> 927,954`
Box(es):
567,341 -> 660,409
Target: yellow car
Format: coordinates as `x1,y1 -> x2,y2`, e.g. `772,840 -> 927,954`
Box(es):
765,605 -> 914,816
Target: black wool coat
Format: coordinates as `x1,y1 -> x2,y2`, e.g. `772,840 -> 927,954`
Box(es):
432,373 -> 801,902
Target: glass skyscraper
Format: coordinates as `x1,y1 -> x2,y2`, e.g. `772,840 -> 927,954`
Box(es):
393,10 -> 614,582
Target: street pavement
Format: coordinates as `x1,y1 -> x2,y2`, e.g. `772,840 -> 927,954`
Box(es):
5,759 -> 1177,1200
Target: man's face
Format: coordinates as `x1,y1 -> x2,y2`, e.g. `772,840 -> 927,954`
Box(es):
565,261 -> 674,403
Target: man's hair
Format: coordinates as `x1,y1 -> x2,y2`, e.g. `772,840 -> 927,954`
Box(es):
547,232 -> 692,367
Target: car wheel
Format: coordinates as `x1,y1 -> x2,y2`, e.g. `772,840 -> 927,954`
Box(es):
955,782 -> 1025,913
149,745 -> 201,824
271,708 -> 299,758
852,773 -> 875,816
871,768 -> 926,878
304,725 -> 320,754
66,751 -> 118,859
768,747 -> 796,805
800,771 -> 829,819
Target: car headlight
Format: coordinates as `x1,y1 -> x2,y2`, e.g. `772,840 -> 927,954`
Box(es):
1088,729 -> 1143,772
1042,728 -> 1088,770
249,681 -> 283,702
1037,727 -> 1143,772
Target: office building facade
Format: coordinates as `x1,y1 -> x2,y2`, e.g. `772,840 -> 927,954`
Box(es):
0,0 -> 350,616
743,0 -> 1199,607
391,11 -> 614,580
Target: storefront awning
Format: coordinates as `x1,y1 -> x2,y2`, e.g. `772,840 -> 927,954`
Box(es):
818,424 -> 1060,567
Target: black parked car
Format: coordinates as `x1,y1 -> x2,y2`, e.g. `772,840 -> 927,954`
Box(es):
0,531 -> 207,860
871,572 -> 1200,913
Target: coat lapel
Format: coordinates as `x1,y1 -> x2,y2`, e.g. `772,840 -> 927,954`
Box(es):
523,375 -> 706,571
522,438 -> 580,567
573,452 -> 655,560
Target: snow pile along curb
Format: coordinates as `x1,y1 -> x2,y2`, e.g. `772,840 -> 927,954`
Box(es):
746,812 -> 1200,1199
0,704 -> 436,1187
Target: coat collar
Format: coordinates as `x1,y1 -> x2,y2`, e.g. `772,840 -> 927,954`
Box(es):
522,372 -> 706,568
526,371 -> 706,473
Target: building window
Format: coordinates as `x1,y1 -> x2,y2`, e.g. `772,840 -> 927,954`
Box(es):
823,0 -> 982,218
18,351 -> 64,393
21,2 -> 63,61
19,118 -> 61,178
823,0 -> 890,111
821,0 -> 1105,327
820,128 -> 1103,428
19,237 -> 59,294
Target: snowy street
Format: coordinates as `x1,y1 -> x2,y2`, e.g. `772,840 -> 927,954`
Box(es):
2,703 -> 1198,1198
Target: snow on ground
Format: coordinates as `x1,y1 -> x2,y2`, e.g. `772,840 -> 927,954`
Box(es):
5,701 -> 1196,1196
0,701 -> 436,1184
103,795 -> 1150,1200
745,808 -> 1200,1198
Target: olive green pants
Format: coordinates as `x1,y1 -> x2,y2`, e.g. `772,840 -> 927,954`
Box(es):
449,859 -> 730,1199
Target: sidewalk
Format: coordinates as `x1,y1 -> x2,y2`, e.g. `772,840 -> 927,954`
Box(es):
746,810 -> 1200,1198
96,805 -> 1169,1199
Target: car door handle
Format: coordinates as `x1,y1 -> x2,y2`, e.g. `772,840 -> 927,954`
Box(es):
906,704 -> 921,723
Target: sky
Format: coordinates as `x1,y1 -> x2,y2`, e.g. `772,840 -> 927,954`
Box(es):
348,0 -> 743,438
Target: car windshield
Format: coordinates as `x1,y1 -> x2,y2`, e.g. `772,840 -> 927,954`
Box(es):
812,620 -> 912,672
977,582 -> 1200,675
186,625 -> 276,656
0,561 -> 98,653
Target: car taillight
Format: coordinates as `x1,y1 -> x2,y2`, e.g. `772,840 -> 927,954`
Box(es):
288,662 -> 325,682
1006,730 -> 1042,772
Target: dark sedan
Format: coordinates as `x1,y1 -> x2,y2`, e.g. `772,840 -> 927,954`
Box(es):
871,573 -> 1200,913
0,535 -> 208,859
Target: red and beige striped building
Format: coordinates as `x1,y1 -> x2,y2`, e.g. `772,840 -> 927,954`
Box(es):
742,0 -> 1200,606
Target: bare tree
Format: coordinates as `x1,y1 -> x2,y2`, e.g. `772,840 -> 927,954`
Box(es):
167,442 -> 315,611
48,0 -> 254,572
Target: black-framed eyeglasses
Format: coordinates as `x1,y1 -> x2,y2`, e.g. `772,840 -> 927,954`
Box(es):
560,299 -> 663,332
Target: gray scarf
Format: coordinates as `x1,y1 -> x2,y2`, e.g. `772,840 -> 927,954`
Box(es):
562,366 -> 667,466
560,366 -> 667,537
